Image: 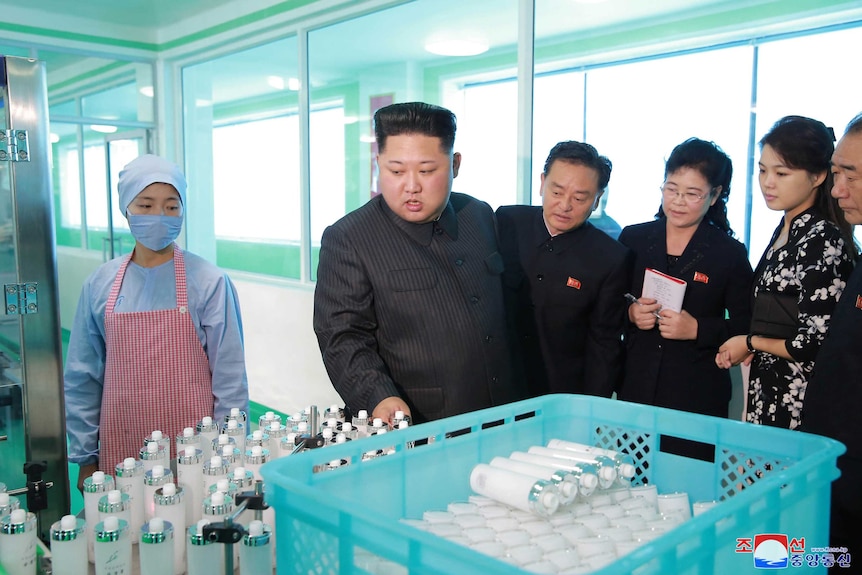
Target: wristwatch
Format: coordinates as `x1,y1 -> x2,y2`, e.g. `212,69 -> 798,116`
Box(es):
746,334 -> 756,354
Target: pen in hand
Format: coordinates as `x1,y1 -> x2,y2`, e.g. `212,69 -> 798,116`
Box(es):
624,293 -> 662,319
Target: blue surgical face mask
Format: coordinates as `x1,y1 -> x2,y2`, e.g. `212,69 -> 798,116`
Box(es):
127,214 -> 183,251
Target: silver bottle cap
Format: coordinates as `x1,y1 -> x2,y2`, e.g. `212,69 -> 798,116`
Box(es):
242,520 -> 271,547
51,515 -> 85,541
83,471 -> 115,493
141,517 -> 174,544
196,417 -> 218,434
244,446 -> 271,466
1,510 -> 36,534
94,516 -> 129,542
202,491 -> 234,516
203,456 -> 229,476
98,490 -> 131,514
228,468 -> 255,489
114,457 -> 144,478
526,479 -> 560,517
178,447 -> 204,466
155,484 -> 185,506
188,520 -> 215,546
140,442 -> 167,461
143,466 -> 173,487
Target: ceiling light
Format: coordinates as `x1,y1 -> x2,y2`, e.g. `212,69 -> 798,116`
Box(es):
139,85 -> 154,98
195,98 -> 212,107
425,39 -> 489,57
287,77 -> 301,91
359,135 -> 376,143
267,75 -> 285,90
90,125 -> 118,134
343,115 -> 359,125
49,133 -> 60,144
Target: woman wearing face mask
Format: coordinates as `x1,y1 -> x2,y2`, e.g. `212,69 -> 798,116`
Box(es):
64,154 -> 248,489
716,116 -> 856,429
620,138 -> 753,422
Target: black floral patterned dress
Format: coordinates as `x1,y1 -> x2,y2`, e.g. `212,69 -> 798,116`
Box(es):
746,207 -> 855,429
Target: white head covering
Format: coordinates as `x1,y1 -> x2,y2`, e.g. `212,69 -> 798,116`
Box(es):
117,154 -> 187,215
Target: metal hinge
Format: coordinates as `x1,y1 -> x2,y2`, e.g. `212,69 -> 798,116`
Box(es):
0,130 -> 30,162
4,283 -> 38,314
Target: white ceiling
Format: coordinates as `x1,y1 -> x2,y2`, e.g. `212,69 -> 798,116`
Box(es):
1,0 -> 857,111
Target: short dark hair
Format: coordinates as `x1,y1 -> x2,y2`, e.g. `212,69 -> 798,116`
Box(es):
374,102 -> 457,154
657,137 -> 735,236
845,112 -> 862,136
543,141 -> 612,192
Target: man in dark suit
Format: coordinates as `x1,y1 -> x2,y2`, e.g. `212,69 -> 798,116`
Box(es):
802,112 -> 862,557
497,141 -> 631,398
313,102 -> 519,425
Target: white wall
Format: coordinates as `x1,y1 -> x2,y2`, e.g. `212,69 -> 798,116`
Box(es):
232,277 -> 341,415
56,247 -> 341,417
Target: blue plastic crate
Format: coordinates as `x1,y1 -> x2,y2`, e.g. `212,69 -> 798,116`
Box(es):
260,394 -> 843,574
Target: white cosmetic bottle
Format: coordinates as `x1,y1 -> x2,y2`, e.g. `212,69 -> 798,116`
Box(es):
258,410 -> 282,430
176,426 -> 202,459
49,514 -> 87,575
143,465 -> 173,521
83,471 -> 115,563
0,509 -> 37,575
139,516 -> 174,575
196,416 -> 219,461
546,438 -> 638,484
219,444 -> 242,473
0,492 -> 20,516
239,520 -> 272,575
202,455 -> 230,495
245,429 -> 270,452
93,516 -> 131,575
186,520 -> 226,575
140,441 -> 168,475
98,490 -> 132,538
243,445 -> 270,482
202,490 -> 237,566
154,483 -> 186,575
227,467 -> 255,526
177,446 -> 205,524
114,457 -> 145,544
469,463 -> 561,517
222,419 -> 246,458
145,430 -> 172,460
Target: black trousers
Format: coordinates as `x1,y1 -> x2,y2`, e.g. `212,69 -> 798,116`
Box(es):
828,455 -> 862,573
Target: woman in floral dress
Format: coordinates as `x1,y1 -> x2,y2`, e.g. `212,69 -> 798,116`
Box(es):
717,116 -> 856,429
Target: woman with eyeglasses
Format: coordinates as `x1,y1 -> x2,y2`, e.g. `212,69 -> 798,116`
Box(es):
618,138 -> 753,422
716,116 -> 856,429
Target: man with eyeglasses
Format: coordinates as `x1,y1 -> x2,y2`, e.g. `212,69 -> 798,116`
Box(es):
496,141 -> 632,398
802,112 -> 862,557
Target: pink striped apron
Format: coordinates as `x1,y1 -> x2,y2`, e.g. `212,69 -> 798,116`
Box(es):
99,245 -> 213,474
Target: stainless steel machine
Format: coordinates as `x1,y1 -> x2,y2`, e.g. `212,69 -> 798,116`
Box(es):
0,55 -> 70,540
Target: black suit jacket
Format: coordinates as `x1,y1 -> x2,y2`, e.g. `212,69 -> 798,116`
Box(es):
618,219 -> 753,417
313,193 -> 519,423
803,262 -> 862,459
496,205 -> 631,397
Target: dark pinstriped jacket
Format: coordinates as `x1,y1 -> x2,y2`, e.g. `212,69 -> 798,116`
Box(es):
313,193 -> 521,423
